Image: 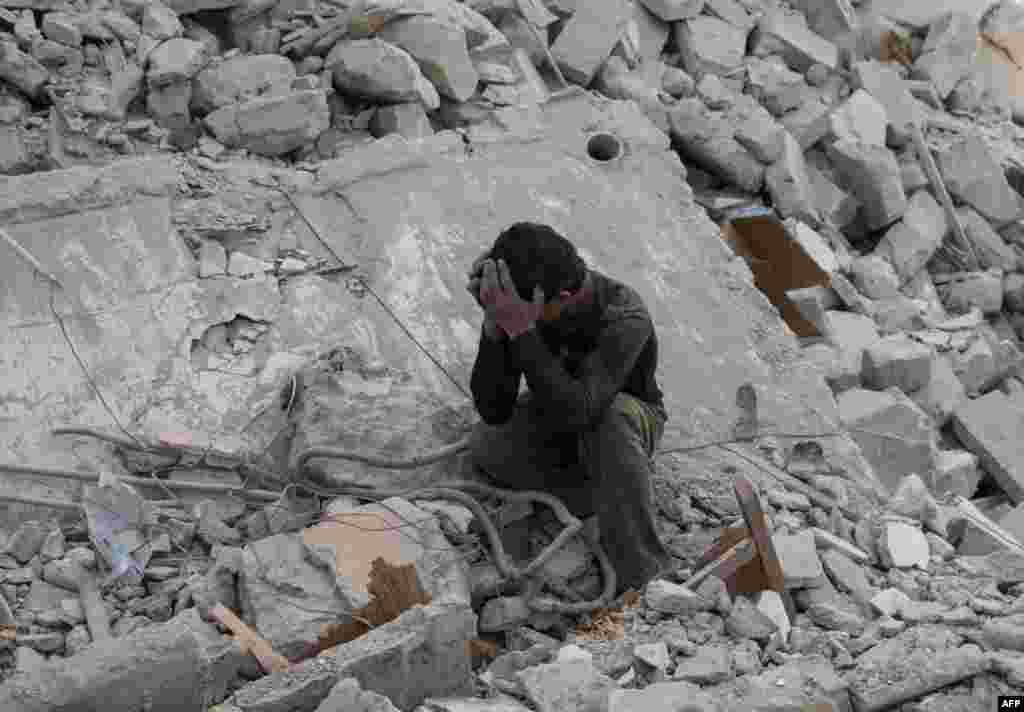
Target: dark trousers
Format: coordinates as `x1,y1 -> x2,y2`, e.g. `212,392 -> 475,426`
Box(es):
468,392 -> 672,593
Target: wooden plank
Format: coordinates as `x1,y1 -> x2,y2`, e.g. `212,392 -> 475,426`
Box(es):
210,604 -> 291,674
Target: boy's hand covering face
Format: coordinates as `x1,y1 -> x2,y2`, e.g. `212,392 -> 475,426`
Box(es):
479,259 -> 544,339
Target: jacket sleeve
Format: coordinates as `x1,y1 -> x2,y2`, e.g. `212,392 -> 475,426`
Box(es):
470,329 -> 522,425
510,303 -> 653,433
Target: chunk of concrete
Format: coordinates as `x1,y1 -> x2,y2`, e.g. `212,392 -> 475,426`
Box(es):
549,0 -> 633,86
750,11 -> 839,72
827,140 -> 907,231
862,335 -> 933,393
765,131 -> 820,224
774,529 -> 826,589
675,15 -> 749,77
937,133 -> 1023,224
371,103 -> 434,140
373,17 -> 478,102
734,109 -> 784,163
704,0 -> 754,30
724,595 -> 778,641
518,658 -> 617,712
911,353 -> 967,427
644,579 -> 711,615
147,38 -> 208,87
821,310 -> 879,375
721,658 -> 851,710
911,12 -> 979,100
952,390 -> 1024,503
959,206 -> 1018,270
637,0 -> 703,23
327,39 -> 441,111
877,520 -> 931,569
204,88 -> 330,156
824,89 -> 888,147
668,99 -> 764,192
141,1 -> 182,40
0,609 -> 245,712
745,57 -> 808,117
875,189 -> 948,279
808,162 -> 860,229
820,548 -> 872,603
938,270 -> 1004,316
1006,273 -> 1024,313
839,388 -> 936,495
192,53 -> 297,114
780,97 -> 833,150
930,449 -> 981,499
672,644 -> 732,684
786,0 -> 857,40
313,677 -> 400,712
850,255 -> 900,299
608,681 -> 715,712
6,521 -> 48,564
0,40 -> 49,100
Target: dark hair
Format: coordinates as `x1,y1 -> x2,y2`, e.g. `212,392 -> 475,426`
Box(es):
488,222 -> 586,302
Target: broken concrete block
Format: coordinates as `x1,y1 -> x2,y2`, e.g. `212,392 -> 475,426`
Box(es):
911,353 -> 967,427
146,37 -> 207,87
313,677 -> 400,712
675,15 -> 748,77
331,603 -> 476,709
479,595 -> 530,633
672,644 -> 732,684
637,0 -> 703,23
850,255 -> 900,299
839,388 -> 936,495
827,140 -> 907,231
911,12 -> 978,100
644,579 -> 711,615
1006,273 -> 1024,313
780,97 -> 832,150
734,109 -> 784,163
889,473 -> 948,536
824,89 -> 888,147
327,39 -> 441,111
959,206 -> 1018,270
875,189 -> 948,280
786,0 -> 857,40
808,162 -> 860,229
765,131 -> 820,224
668,99 -> 764,192
937,133 -> 1024,225
821,309 -> 879,376
862,335 -> 933,393
930,449 -> 981,499
704,0 -> 753,30
724,595 -> 778,641
877,520 -> 931,569
870,587 -> 912,617
696,74 -> 733,110
518,658 -> 617,712
750,11 -> 839,73
625,1 -> 671,63
938,270 -> 1004,316
192,53 -> 297,114
376,17 -> 479,102
549,0 -> 632,86
661,65 -> 694,98
953,390 -> 1024,504
873,297 -> 925,335
141,2 -> 183,41
6,521 -> 48,564
774,530 -> 825,589
370,103 -> 434,140
204,88 -> 330,157
722,658 -> 851,710
608,681 -> 714,712
0,40 -> 51,101
744,57 -> 808,117
803,342 -> 860,393
820,548 -> 872,603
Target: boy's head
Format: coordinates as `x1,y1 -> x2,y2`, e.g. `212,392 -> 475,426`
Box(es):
489,222 -> 587,303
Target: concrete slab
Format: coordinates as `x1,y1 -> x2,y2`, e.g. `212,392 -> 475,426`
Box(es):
952,390 -> 1024,503
1,94 -> 840,524
869,0 -> 997,31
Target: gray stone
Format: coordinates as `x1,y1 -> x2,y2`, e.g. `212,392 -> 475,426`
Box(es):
765,131 -> 820,225
937,133 -> 1023,224
314,677 -> 399,712
637,0 -> 703,23
1007,273 -> 1024,313
850,255 -> 900,299
328,39 -> 441,110
667,99 -> 764,192
204,89 -> 330,157
821,309 -> 879,376
644,579 -> 710,614
911,12 -> 979,100
827,140 -> 907,231
725,595 -> 778,641
661,65 -> 694,98
787,0 -> 857,40
959,206 -> 1018,270
672,644 -> 732,684
952,390 -> 1024,504
6,521 -> 48,564
862,335 -> 933,393
479,596 -> 530,633
745,57 -> 808,117
101,11 -> 141,43
192,54 -> 296,114
774,530 -> 825,589
197,239 -> 226,277
696,74 -> 733,110
806,598 -> 866,635
839,388 -> 936,495
608,681 -> 715,712
821,548 -> 872,603
146,80 -> 191,130
518,659 -> 617,712
734,109 -> 784,163
911,353 -> 967,428
633,641 -> 670,670
939,270 -> 1004,315
675,15 -> 748,78
875,189 -> 948,279
230,657 -> 338,712
626,1 -> 671,63
808,162 -> 860,229
750,11 -> 839,72
930,449 -> 980,498
780,97 -> 832,149
146,38 -> 207,87
548,0 -> 632,86
704,0 -> 754,30
722,658 -> 851,711
141,1 -> 183,41
42,557 -> 88,591
877,520 -> 931,569
38,529 -> 64,563
823,89 -> 888,147
41,12 -> 81,46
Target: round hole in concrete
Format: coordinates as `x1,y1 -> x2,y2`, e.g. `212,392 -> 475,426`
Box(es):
586,133 -> 623,162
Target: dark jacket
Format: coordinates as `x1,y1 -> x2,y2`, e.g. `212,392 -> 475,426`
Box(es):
469,269 -> 665,433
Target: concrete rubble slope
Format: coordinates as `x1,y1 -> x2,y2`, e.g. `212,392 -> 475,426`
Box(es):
6,0 -> 1024,710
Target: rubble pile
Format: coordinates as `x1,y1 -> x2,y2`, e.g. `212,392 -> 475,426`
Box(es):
6,0 -> 1024,709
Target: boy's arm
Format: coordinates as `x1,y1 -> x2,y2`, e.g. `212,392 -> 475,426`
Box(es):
470,321 -> 522,425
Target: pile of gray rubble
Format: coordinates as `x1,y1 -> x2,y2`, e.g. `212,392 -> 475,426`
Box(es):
6,0 -> 1024,710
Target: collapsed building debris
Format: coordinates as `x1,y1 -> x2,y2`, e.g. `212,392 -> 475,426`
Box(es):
4,0 -> 1024,709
